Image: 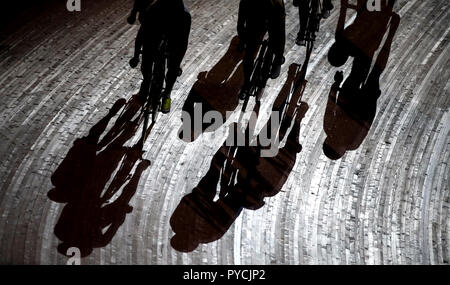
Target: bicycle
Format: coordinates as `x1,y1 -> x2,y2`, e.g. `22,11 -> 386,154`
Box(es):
240,33 -> 283,111
295,0 -> 327,49
139,36 -> 168,149
247,38 -> 270,97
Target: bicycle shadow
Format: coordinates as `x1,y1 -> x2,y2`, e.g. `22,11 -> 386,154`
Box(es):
178,36 -> 244,142
323,0 -> 400,160
48,95 -> 151,257
169,63 -> 309,252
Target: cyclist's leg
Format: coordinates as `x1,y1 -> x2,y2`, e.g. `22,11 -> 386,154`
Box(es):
322,0 -> 334,19
241,36 -> 259,98
296,0 -> 309,45
242,36 -> 255,89
240,20 -> 265,98
139,31 -> 157,102
130,26 -> 144,68
161,12 -> 191,113
139,58 -> 153,102
306,0 -> 320,41
161,62 -> 178,114
268,2 -> 286,79
161,46 -> 181,114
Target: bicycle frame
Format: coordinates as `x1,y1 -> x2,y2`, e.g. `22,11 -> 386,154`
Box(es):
140,36 -> 168,149
249,39 -> 270,97
305,0 -> 323,44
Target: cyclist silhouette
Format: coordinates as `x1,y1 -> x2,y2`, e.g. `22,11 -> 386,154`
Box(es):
237,0 -> 286,99
139,0 -> 191,113
127,0 -> 154,68
328,0 -> 399,69
293,0 -> 334,46
323,0 -> 400,159
170,64 -> 309,252
49,97 -> 151,257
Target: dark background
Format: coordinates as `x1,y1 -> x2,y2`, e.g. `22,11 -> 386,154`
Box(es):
0,0 -> 59,39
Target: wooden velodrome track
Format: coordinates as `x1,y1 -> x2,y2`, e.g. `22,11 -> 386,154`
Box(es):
0,0 -> 448,264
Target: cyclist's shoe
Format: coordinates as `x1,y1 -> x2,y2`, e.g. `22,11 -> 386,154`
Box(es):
129,57 -> 140,68
270,56 -> 285,79
296,34 -> 306,46
161,97 -> 171,114
270,64 -> 281,79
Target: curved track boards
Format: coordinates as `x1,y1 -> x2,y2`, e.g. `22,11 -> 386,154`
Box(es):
0,0 -> 448,264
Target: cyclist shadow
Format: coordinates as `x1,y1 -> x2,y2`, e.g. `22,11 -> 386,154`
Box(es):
178,36 -> 244,142
323,1 -> 400,160
169,63 -> 309,252
48,95 -> 151,257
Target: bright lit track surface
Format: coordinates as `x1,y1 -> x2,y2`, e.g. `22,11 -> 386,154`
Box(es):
0,0 -> 448,264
